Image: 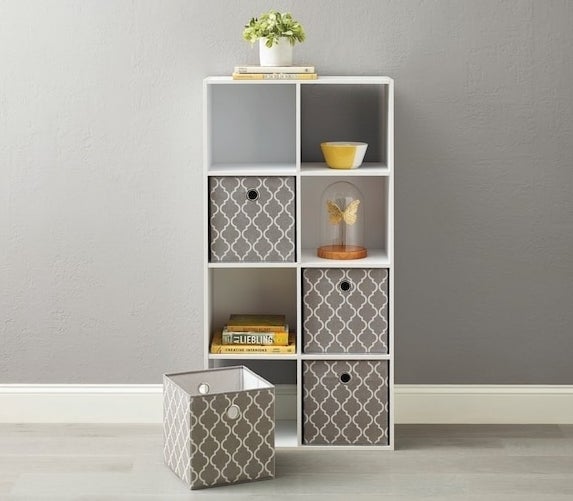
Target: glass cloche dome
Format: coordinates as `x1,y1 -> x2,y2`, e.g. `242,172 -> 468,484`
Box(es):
317,181 -> 367,260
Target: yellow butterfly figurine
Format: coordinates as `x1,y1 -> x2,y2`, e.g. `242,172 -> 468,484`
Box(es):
327,199 -> 361,225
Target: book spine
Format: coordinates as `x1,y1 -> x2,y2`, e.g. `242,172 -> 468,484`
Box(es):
210,343 -> 295,354
234,65 -> 315,74
225,325 -> 287,333
232,73 -> 318,80
222,331 -> 289,346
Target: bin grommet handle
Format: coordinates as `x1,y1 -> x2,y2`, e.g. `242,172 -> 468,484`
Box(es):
227,404 -> 240,420
339,280 -> 351,292
198,383 -> 210,395
246,189 -> 259,201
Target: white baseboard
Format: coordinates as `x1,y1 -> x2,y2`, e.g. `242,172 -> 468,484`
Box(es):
1,384 -> 573,424
0,385 -> 164,424
395,385 -> 573,424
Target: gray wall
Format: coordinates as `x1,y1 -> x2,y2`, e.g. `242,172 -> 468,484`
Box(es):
1,1 -> 573,384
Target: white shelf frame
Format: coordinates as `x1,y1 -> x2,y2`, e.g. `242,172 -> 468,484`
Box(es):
300,248 -> 390,268
208,354 -> 298,361
203,76 -> 394,450
209,163 -> 297,177
301,162 -> 389,176
206,76 -> 393,85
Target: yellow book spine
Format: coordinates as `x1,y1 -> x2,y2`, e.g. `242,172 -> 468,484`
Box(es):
222,331 -> 289,346
232,72 -> 318,80
210,333 -> 295,354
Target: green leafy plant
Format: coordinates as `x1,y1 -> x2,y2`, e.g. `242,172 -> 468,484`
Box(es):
243,10 -> 305,47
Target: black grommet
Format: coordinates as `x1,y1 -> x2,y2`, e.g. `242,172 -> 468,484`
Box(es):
339,280 -> 351,292
246,189 -> 259,201
340,373 -> 351,383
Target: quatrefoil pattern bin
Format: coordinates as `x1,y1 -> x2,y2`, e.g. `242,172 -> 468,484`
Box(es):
302,268 -> 389,353
209,176 -> 296,263
302,360 -> 389,445
163,367 -> 275,489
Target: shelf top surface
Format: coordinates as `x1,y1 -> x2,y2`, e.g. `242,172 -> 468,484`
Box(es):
205,76 -> 394,85
208,354 -> 298,360
208,163 -> 297,176
207,163 -> 390,177
301,162 -> 390,176
207,250 -> 391,269
301,248 -> 390,268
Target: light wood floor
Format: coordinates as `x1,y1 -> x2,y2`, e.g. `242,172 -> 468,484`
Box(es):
1,424 -> 573,500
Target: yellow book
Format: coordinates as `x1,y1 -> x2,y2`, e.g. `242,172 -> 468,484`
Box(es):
222,327 -> 289,346
210,331 -> 296,354
232,72 -> 318,80
226,314 -> 286,332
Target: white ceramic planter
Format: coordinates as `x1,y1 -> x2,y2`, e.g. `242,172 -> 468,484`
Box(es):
259,38 -> 293,67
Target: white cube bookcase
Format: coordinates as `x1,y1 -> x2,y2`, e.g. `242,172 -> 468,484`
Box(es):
203,76 -> 394,449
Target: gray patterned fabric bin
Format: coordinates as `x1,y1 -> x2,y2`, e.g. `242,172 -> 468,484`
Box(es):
302,268 -> 389,353
303,360 -> 389,446
163,366 -> 275,489
209,176 -> 296,262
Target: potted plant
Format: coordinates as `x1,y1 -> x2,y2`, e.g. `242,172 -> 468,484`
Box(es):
243,10 -> 305,67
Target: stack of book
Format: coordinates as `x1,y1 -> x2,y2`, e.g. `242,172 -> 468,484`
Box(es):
210,314 -> 296,354
232,65 -> 317,80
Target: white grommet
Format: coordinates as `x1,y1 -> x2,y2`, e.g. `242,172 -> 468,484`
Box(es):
227,404 -> 240,420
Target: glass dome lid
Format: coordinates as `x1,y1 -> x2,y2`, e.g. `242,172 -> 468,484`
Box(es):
317,181 -> 367,260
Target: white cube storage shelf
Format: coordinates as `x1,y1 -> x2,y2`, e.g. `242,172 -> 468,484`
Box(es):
204,76 -> 394,450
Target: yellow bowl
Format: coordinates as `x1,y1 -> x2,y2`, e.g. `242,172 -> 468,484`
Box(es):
320,142 -> 368,169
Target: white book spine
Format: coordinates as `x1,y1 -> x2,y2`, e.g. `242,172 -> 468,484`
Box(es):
234,65 -> 315,74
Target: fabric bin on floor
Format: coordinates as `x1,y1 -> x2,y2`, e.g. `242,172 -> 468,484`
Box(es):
163,366 -> 275,489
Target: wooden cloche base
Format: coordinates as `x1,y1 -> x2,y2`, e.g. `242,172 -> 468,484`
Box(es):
317,245 -> 368,260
